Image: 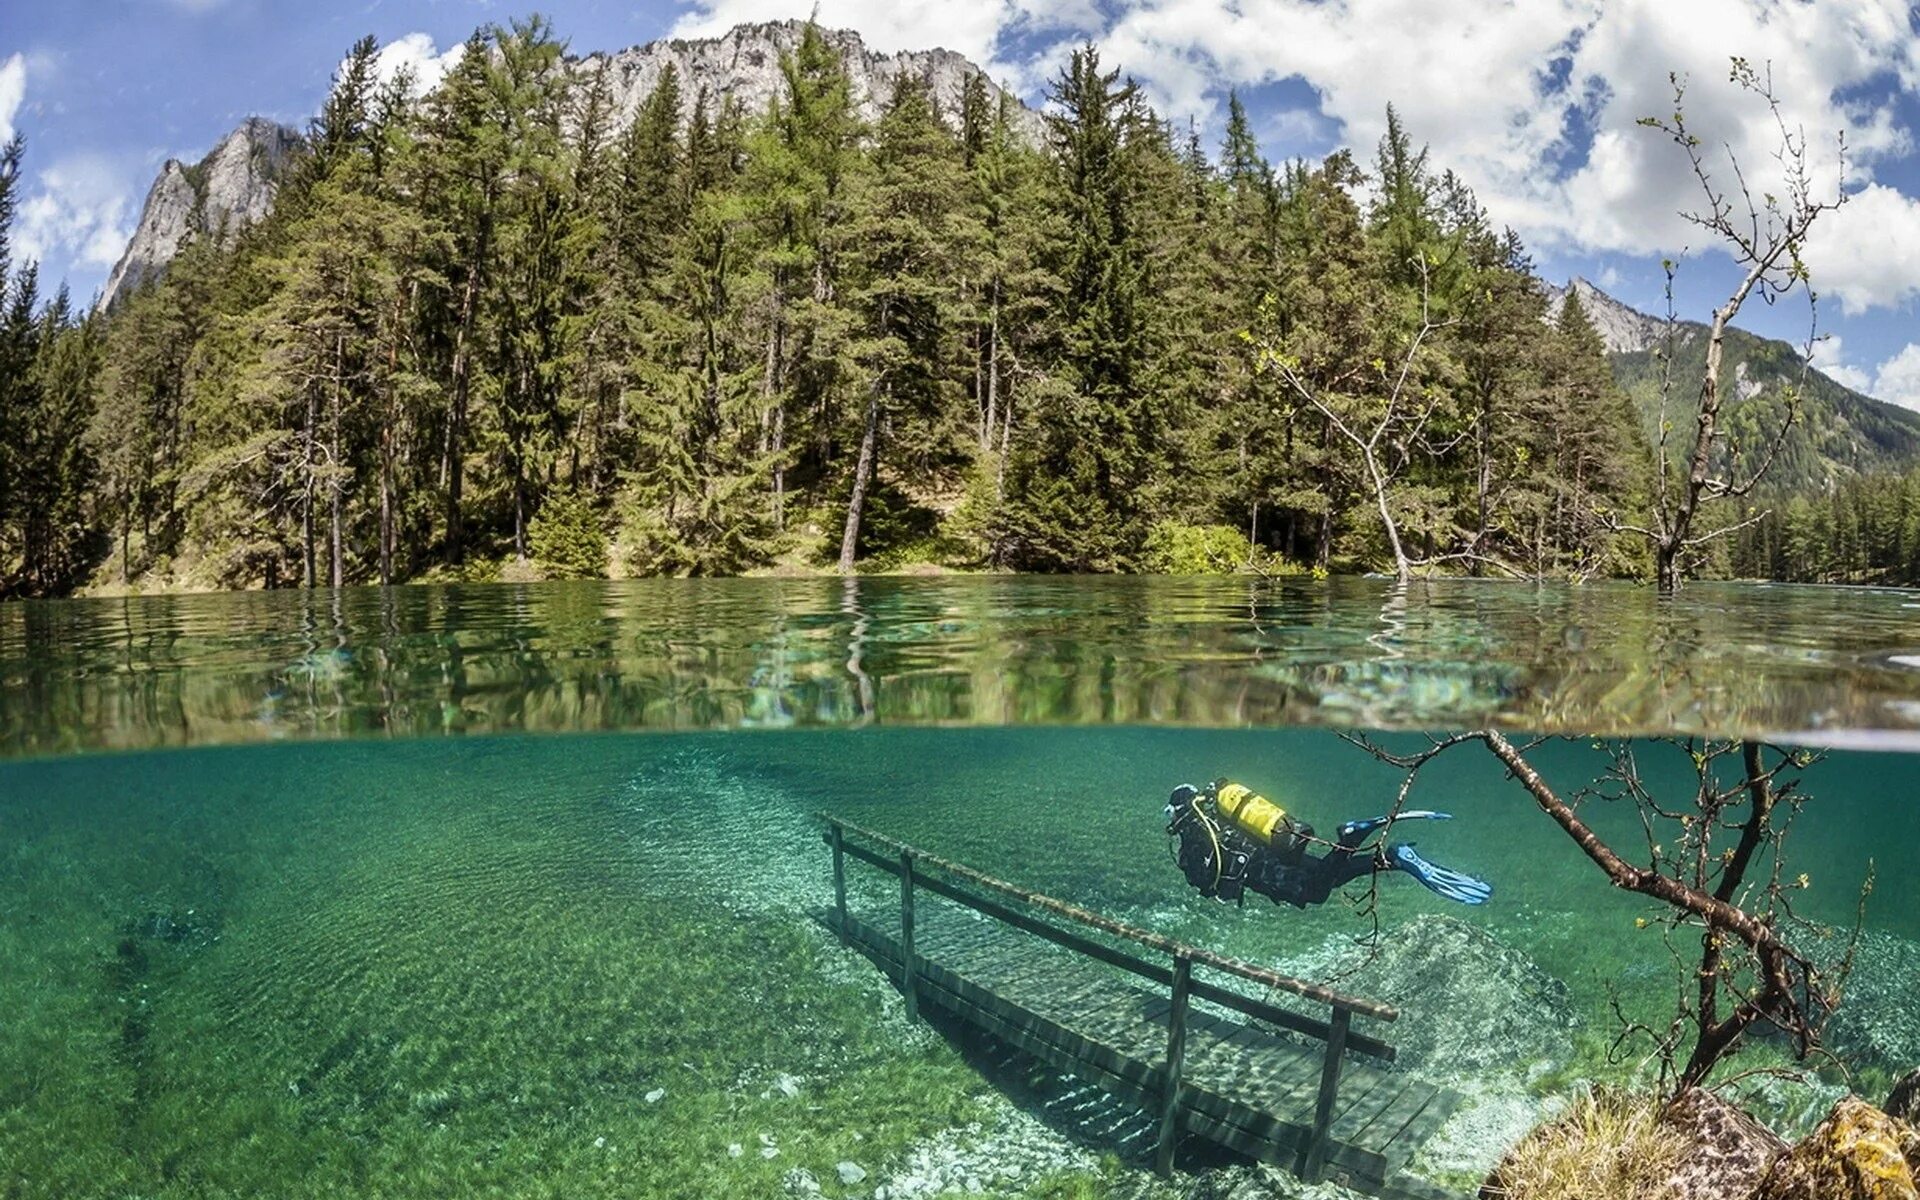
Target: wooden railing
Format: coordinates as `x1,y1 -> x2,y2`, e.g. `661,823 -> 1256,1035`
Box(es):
821,815 -> 1400,1181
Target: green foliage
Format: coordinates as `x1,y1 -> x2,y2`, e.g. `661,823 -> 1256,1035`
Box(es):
1140,522 -> 1251,573
528,490 -> 608,578
1,15 -> 1769,596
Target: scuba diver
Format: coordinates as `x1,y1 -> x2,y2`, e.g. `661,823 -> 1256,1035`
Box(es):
1165,779 -> 1491,908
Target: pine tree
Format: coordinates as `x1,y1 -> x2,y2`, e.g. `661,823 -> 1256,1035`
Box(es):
836,73 -> 968,571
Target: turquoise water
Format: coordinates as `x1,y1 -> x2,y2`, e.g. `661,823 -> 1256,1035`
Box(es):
4,579 -> 1920,1197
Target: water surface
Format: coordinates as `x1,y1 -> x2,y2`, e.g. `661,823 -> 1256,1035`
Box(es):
8,576 -> 1920,757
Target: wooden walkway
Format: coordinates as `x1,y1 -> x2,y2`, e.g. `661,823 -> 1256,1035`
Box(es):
823,817 -> 1462,1200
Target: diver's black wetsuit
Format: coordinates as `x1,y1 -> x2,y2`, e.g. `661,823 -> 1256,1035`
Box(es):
1167,785 -> 1381,908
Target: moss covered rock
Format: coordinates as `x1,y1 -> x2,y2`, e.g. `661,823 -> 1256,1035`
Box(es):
1753,1096 -> 1920,1200
1888,1071 -> 1920,1126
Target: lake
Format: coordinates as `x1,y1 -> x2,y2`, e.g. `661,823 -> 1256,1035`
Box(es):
3,576 -> 1917,1198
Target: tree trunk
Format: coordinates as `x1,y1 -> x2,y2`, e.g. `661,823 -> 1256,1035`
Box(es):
982,279 -> 1001,456
839,384 -> 882,575
762,283 -> 786,531
330,334 -> 345,589
446,219 -> 490,567
303,382 -> 317,590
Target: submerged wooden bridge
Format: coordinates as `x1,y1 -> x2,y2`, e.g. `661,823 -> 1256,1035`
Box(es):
821,816 -> 1462,1200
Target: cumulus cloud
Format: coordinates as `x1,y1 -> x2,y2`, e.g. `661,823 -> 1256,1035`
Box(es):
1810,335 -> 1874,394
348,33 -> 467,100
682,1 -> 1920,317
15,155 -> 135,273
0,53 -> 25,145
1870,344 -> 1920,411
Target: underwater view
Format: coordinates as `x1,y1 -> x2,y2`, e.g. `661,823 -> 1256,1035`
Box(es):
4,577 -> 1920,1199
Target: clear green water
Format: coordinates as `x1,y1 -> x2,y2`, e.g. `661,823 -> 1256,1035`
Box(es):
4,579 -> 1920,1198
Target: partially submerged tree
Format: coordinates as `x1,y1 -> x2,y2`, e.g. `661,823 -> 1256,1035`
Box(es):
1348,730 -> 1861,1092
1612,60 -> 1846,593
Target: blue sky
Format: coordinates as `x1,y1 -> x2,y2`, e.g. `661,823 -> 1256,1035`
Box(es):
4,1 -> 1919,404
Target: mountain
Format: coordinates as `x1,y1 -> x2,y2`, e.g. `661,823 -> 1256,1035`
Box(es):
98,116 -> 303,311
97,23 -> 1038,311
1546,277 -> 1920,492
576,20 -> 1042,142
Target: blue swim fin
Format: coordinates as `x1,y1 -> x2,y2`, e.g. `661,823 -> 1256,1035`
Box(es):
1338,810 -> 1452,840
1388,844 -> 1492,905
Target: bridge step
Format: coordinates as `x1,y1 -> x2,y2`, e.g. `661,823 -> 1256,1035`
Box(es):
835,908 -> 1460,1196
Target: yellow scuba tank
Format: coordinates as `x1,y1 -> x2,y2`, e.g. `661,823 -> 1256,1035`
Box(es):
1213,782 -> 1292,846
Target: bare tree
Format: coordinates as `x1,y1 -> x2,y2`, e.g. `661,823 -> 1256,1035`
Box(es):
1258,258 -> 1488,585
1345,729 -> 1862,1091
1607,60 -> 1846,593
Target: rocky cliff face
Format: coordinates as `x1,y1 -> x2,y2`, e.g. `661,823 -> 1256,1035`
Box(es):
99,116 -> 302,311
577,20 -> 1041,141
99,24 -> 1036,312
1543,276 -> 1673,354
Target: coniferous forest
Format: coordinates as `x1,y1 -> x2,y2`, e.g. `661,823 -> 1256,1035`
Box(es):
2,18 -> 1913,598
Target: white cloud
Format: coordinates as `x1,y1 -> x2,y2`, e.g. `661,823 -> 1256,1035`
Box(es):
1803,183 -> 1920,315
749,0 -> 1915,317
0,53 -> 25,145
1810,334 -> 1873,393
1869,344 -> 1920,411
15,155 -> 134,272
360,33 -> 467,100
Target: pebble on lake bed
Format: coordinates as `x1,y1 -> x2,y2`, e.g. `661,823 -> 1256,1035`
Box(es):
644,1088 -> 665,1103
837,1161 -> 867,1184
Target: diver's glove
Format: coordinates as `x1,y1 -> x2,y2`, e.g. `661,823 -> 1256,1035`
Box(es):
1387,844 -> 1493,905
1337,811 -> 1451,840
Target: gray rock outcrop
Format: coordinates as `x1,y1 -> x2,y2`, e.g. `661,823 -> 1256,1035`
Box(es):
1542,276 -> 1675,354
99,116 -> 302,311
99,23 -> 1036,311
577,20 -> 1039,141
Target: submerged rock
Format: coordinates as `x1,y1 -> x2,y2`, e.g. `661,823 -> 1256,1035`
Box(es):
836,1161 -> 867,1185
1268,915 -> 1578,1076
1186,1163 -> 1365,1199
1654,1087 -> 1788,1200
1888,1070 -> 1920,1125
1752,1096 -> 1920,1200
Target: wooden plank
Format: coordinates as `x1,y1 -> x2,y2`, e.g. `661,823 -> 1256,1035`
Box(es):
1154,954 -> 1193,1175
1193,978 -> 1397,1062
823,818 -> 1398,1021
1371,1088 -> 1460,1179
1349,1082 -> 1444,1157
900,851 -> 919,1023
836,836 -> 1176,989
1302,1007 -> 1352,1181
827,910 -> 1416,1196
831,825 -> 848,942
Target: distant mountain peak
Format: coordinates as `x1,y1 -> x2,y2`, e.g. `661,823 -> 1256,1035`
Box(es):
98,117 -> 302,312
1543,277 -> 1671,355
97,23 -> 1038,312
580,20 -> 1039,140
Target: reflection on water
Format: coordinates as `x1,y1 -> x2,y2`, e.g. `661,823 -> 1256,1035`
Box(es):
7,576 -> 1920,757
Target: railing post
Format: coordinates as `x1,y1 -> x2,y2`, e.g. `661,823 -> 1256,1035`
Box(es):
1302,1004 -> 1351,1182
830,824 -> 848,943
899,850 -> 918,1023
1154,951 -> 1193,1177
